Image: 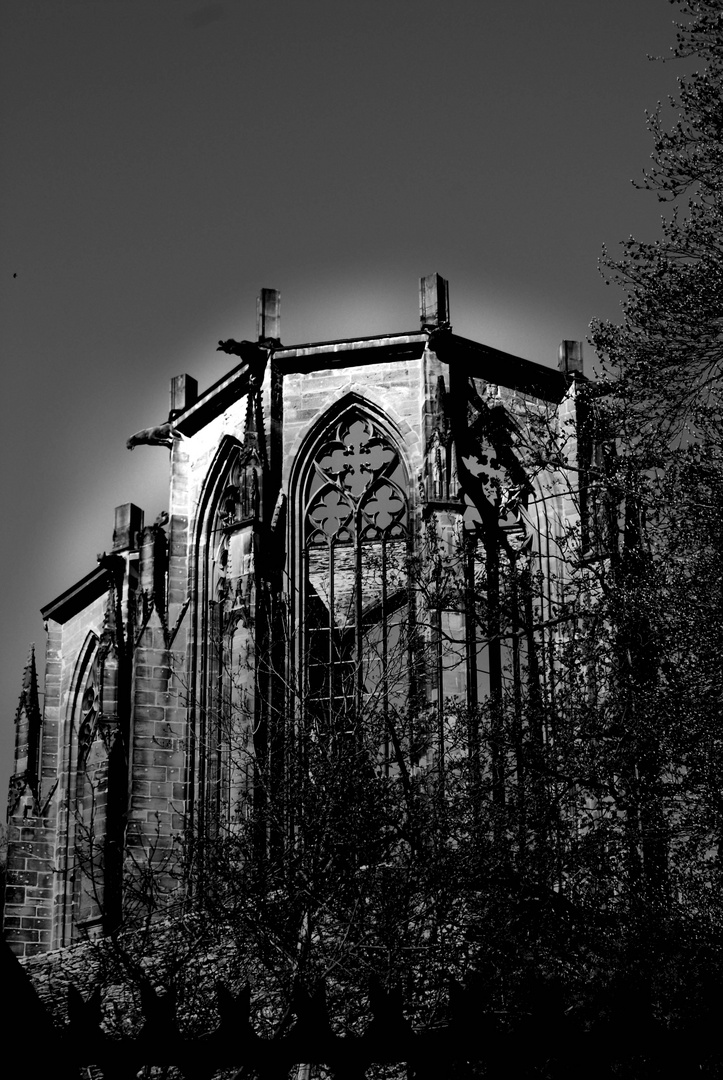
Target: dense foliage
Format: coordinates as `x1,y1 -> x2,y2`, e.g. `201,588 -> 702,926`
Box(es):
592,0 -> 723,447
577,0 -> 723,1029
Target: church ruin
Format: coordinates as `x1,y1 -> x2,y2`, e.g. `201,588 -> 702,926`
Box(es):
3,275 -> 585,955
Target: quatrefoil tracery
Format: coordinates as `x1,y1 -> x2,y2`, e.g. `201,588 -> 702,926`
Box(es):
307,486 -> 353,540
306,416 -> 407,545
315,418 -> 396,499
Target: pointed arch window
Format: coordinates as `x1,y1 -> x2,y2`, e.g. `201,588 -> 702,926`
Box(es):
71,632 -> 122,937
202,441 -> 262,830
301,411 -> 410,740
74,649 -> 105,930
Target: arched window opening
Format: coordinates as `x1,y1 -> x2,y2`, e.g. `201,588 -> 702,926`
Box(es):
203,443 -> 261,831
423,425 -> 536,782
449,421 -> 534,706
72,639 -> 122,937
300,411 -> 410,769
74,651 -> 104,931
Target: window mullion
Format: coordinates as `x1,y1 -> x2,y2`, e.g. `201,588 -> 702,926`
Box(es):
355,505 -> 363,711
381,533 -> 389,774
328,538 -> 335,730
465,537 -> 477,710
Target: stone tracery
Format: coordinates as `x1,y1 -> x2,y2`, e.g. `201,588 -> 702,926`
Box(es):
301,411 -> 410,735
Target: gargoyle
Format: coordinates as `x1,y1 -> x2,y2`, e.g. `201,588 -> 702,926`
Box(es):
126,423 -> 177,450
217,338 -> 267,362
217,338 -> 273,390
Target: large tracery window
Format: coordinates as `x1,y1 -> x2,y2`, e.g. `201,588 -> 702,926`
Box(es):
301,412 -> 410,738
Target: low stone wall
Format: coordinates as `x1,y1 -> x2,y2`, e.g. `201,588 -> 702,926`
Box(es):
19,920 -> 255,1036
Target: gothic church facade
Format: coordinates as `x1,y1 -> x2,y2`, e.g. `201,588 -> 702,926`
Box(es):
4,276 -> 585,956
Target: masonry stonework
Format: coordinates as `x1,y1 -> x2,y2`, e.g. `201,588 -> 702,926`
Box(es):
4,275 -> 586,957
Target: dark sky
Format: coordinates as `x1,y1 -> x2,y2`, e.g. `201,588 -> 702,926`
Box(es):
0,0 -> 685,790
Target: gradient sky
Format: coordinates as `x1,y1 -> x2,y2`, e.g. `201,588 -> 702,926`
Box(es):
0,0 -> 688,792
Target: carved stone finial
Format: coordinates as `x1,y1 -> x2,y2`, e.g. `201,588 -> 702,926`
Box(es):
113,503 -> 144,550
558,340 -> 584,375
15,644 -> 41,729
257,288 -> 281,344
11,644 -> 42,810
420,273 -> 451,331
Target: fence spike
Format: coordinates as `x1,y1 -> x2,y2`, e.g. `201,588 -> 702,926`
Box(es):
138,983 -> 181,1045
217,980 -> 252,1026
291,977 -> 333,1034
67,983 -> 102,1029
